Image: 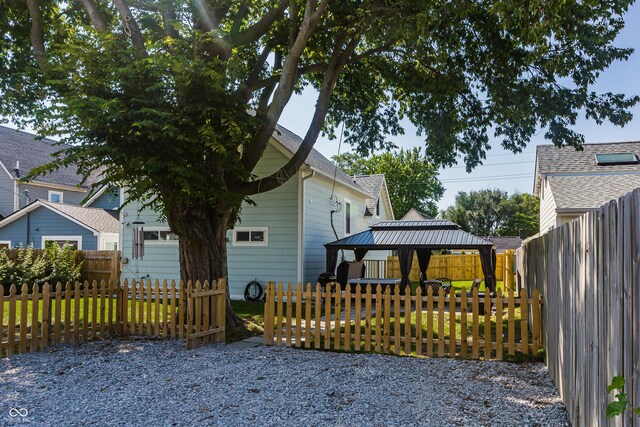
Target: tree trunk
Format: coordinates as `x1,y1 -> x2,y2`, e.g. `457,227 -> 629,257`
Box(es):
168,202 -> 243,329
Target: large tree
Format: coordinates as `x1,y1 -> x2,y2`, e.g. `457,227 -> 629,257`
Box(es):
0,0 -> 636,324
441,189 -> 539,238
334,148 -> 444,218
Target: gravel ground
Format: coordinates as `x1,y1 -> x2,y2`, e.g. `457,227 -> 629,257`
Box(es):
1,339 -> 569,426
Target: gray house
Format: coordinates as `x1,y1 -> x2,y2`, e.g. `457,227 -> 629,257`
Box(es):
0,200 -> 119,250
534,142 -> 640,234
0,126 -> 119,218
120,125 -> 394,298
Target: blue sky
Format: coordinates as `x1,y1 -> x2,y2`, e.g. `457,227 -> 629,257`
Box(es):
279,4 -> 640,212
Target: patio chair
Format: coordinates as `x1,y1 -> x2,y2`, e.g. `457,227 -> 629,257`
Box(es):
420,280 -> 444,297
336,260 -> 366,291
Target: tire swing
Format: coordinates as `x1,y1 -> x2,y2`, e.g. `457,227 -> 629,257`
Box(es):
244,280 -> 265,302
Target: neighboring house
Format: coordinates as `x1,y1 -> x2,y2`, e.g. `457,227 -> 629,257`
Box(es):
0,126 -> 120,219
534,142 -> 640,234
401,208 -> 432,221
0,200 -> 119,250
483,236 -> 522,253
120,125 -> 394,298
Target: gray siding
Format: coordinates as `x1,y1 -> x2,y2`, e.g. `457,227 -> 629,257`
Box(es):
0,205 -> 98,249
0,165 -> 15,217
539,178 -> 557,234
88,188 -> 120,210
120,143 -> 299,299
18,183 -> 87,208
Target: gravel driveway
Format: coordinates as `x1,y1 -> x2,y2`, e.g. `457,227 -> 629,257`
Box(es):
1,339 -> 569,426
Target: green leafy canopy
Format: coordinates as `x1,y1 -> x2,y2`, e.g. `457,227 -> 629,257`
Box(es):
333,148 -> 444,218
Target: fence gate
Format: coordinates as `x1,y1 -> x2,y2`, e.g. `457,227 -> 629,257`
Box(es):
186,279 -> 226,349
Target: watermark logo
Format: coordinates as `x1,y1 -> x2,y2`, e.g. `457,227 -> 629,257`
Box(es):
9,408 -> 28,418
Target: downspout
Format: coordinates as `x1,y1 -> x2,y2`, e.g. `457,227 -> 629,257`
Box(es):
26,211 -> 30,246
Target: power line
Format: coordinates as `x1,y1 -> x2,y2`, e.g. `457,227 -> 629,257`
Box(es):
387,173 -> 533,186
446,160 -> 534,169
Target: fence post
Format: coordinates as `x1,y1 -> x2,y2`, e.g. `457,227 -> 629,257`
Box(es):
115,280 -> 124,335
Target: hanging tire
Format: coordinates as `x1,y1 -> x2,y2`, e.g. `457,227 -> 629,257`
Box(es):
244,280 -> 264,302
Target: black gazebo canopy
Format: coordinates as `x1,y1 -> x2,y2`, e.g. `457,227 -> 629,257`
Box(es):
324,220 -> 497,292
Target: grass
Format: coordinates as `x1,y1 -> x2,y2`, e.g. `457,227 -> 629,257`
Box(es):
226,300 -> 265,343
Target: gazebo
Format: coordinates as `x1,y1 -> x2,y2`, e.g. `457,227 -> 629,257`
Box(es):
324,220 -> 497,293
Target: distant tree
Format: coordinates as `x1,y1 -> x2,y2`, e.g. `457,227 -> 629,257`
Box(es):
333,148 -> 444,218
441,189 -> 539,238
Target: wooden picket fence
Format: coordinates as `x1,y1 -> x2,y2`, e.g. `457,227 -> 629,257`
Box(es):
264,283 -> 542,360
0,279 -> 225,357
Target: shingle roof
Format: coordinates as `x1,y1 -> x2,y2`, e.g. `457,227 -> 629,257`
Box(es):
534,141 -> 640,193
326,220 -> 493,249
483,236 -> 522,252
401,208 -> 432,220
39,201 -> 119,233
547,174 -> 640,210
272,125 -> 367,194
353,175 -> 385,213
0,126 -> 100,189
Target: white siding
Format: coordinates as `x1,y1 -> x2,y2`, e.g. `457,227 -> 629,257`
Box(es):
539,178 -> 558,234
302,175 -> 391,284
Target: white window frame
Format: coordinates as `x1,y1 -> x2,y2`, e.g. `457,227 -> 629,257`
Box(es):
48,190 -> 64,203
232,227 -> 268,247
142,227 -> 179,245
0,240 -> 12,249
41,235 -> 83,250
344,199 -> 352,236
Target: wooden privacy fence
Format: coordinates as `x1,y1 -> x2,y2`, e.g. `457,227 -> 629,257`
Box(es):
263,283 -> 542,360
2,249 -> 121,283
387,251 -> 514,285
517,188 -> 640,427
0,279 -> 225,357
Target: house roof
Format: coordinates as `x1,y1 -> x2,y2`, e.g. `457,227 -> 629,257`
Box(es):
353,174 -> 387,215
0,200 -> 119,234
534,141 -> 640,194
547,174 -> 640,210
483,236 -> 522,252
0,126 -> 100,189
401,208 -> 432,220
272,125 -> 368,195
325,220 -> 494,249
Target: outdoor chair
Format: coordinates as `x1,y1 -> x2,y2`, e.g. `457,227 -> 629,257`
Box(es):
420,280 -> 445,297
335,260 -> 366,291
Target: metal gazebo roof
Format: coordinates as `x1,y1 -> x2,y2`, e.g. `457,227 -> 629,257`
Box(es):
324,220 -> 495,250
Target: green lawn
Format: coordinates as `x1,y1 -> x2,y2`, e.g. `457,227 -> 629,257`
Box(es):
226,300 -> 265,343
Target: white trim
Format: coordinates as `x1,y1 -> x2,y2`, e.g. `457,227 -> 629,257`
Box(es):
83,185 -> 111,207
22,180 -> 87,193
0,201 -> 100,235
13,179 -> 19,211
41,235 -> 83,250
99,232 -> 119,250
48,190 -> 64,203
0,240 -> 11,249
380,178 -> 395,220
344,199 -> 352,236
232,227 -> 268,246
142,226 -> 179,245
0,161 -> 13,181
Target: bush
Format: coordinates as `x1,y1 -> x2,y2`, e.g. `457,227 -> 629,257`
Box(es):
0,245 -> 83,294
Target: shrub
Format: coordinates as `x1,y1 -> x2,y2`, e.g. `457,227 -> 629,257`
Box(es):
0,245 -> 83,294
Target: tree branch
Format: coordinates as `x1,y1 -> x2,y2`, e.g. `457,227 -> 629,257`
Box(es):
25,0 -> 47,69
160,0 -> 179,40
238,35 -> 361,196
257,51 -> 281,115
227,0 -> 288,47
77,0 -> 109,31
113,0 -> 146,52
240,0 -> 330,173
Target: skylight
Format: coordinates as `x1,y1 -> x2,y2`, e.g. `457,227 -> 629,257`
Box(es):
595,153 -> 639,166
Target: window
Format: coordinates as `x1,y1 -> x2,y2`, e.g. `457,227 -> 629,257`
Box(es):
375,199 -> 380,217
42,236 -> 82,250
0,241 -> 11,249
143,229 -> 179,242
595,153 -> 639,166
48,190 -> 64,203
232,227 -> 268,246
345,201 -> 351,235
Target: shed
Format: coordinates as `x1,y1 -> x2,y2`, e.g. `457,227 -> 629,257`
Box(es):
324,220 -> 497,292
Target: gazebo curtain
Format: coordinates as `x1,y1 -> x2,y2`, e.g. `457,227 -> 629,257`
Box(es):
416,249 -> 432,282
479,247 -> 497,293
354,249 -> 368,261
326,247 -> 339,274
398,248 -> 415,289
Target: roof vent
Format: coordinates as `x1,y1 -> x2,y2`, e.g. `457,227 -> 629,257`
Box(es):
595,153 -> 639,166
